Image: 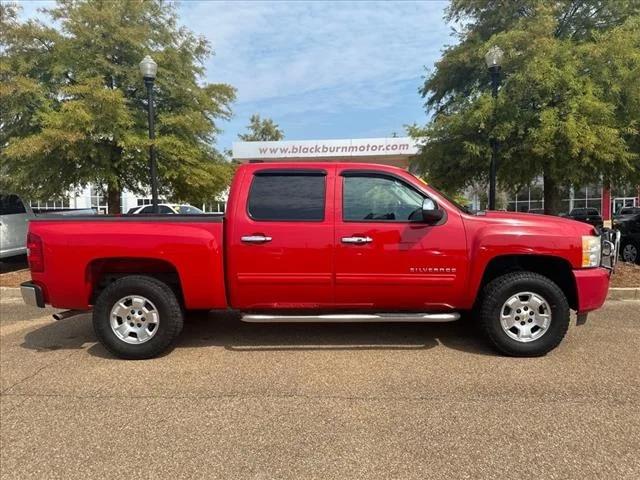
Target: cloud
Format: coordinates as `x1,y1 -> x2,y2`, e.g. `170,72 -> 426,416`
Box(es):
16,1 -> 453,146
180,1 -> 451,113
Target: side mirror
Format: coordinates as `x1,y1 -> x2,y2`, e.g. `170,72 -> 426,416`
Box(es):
422,198 -> 444,224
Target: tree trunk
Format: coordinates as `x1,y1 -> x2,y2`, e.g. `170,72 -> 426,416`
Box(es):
543,173 -> 562,215
107,182 -> 121,214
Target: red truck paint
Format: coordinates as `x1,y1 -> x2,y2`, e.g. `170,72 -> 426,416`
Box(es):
28,162 -> 610,314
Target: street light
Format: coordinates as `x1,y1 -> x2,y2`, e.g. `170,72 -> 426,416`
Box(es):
485,46 -> 503,210
139,55 -> 159,214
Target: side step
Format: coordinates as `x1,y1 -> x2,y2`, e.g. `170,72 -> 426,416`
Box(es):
240,313 -> 460,323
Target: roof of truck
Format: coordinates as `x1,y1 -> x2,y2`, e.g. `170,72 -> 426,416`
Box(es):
238,161 -> 409,173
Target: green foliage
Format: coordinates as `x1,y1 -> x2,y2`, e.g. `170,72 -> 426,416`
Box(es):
1,0 -> 236,211
410,0 -> 640,212
238,114 -> 284,141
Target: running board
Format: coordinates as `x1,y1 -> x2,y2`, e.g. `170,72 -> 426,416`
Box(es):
240,313 -> 460,323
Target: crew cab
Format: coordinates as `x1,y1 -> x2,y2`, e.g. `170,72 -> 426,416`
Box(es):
564,208 -> 604,229
20,163 -> 620,359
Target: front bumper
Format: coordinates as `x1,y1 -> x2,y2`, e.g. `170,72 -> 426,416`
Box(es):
573,268 -> 610,313
20,282 -> 45,308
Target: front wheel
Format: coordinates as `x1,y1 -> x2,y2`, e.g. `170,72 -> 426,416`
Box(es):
479,272 -> 570,357
93,275 -> 184,359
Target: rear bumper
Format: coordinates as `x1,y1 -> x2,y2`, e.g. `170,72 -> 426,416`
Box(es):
573,268 -> 610,313
20,281 -> 45,308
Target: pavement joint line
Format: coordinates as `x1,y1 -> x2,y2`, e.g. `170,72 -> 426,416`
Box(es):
1,392 -> 637,406
0,349 -> 81,395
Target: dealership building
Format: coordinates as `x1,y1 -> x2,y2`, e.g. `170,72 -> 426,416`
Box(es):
37,136 -> 638,220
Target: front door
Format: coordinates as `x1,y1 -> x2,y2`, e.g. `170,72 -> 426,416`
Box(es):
333,170 -> 467,310
227,167 -> 335,309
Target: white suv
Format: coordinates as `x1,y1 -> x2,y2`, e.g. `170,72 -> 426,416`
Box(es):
0,194 -> 34,259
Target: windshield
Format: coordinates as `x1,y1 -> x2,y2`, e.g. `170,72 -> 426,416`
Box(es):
177,205 -> 204,215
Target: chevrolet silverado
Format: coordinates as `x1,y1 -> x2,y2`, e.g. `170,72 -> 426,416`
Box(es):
21,162 -> 620,359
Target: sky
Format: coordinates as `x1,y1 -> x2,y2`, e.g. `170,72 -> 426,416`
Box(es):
16,0 -> 453,151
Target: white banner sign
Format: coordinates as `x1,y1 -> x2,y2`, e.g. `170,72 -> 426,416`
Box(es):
232,137 -> 420,160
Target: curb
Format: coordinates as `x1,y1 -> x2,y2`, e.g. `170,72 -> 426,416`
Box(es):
607,287 -> 640,301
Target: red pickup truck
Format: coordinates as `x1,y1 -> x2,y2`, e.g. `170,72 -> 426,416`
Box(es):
21,162 -> 620,359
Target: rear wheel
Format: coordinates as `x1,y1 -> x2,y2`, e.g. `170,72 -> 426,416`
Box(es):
93,275 -> 183,359
479,272 -> 570,357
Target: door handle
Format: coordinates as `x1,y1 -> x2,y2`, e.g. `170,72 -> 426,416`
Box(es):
341,236 -> 373,244
241,235 -> 272,243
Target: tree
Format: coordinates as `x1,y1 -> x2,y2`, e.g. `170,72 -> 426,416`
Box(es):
238,114 -> 284,141
1,0 -> 236,213
409,0 -> 640,214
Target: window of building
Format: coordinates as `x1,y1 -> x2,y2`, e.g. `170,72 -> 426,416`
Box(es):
90,186 -> 108,214
200,201 -> 226,213
247,172 -> 326,221
342,174 -> 424,221
29,198 -> 71,211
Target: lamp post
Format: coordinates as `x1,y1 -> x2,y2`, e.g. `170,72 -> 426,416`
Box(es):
484,46 -> 503,210
139,55 -> 159,213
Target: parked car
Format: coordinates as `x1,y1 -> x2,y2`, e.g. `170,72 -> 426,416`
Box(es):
565,208 -> 604,228
20,162 -> 619,359
613,206 -> 640,219
0,194 -> 34,259
613,212 -> 640,264
127,203 -> 204,215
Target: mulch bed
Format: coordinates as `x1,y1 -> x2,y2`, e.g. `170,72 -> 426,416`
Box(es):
611,261 -> 640,288
0,269 -> 31,288
0,255 -> 30,288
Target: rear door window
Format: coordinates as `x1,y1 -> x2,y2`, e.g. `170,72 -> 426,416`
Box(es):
247,172 -> 326,221
0,195 -> 27,215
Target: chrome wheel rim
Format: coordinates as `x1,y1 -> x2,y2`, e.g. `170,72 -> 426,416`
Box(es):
622,244 -> 637,262
110,295 -> 160,344
500,292 -> 551,343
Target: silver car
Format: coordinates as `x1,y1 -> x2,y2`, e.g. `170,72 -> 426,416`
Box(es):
0,194 -> 33,259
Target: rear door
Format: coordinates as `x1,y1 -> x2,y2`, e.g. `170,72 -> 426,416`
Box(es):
227,167 -> 335,309
0,195 -> 29,257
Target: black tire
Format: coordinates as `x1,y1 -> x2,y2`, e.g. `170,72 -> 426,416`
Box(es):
93,275 -> 183,359
479,271 -> 570,357
620,240 -> 639,264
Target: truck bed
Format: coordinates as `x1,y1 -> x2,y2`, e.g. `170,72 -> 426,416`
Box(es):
28,216 -> 227,310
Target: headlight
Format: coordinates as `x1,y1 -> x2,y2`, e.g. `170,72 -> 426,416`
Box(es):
582,235 -> 601,267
